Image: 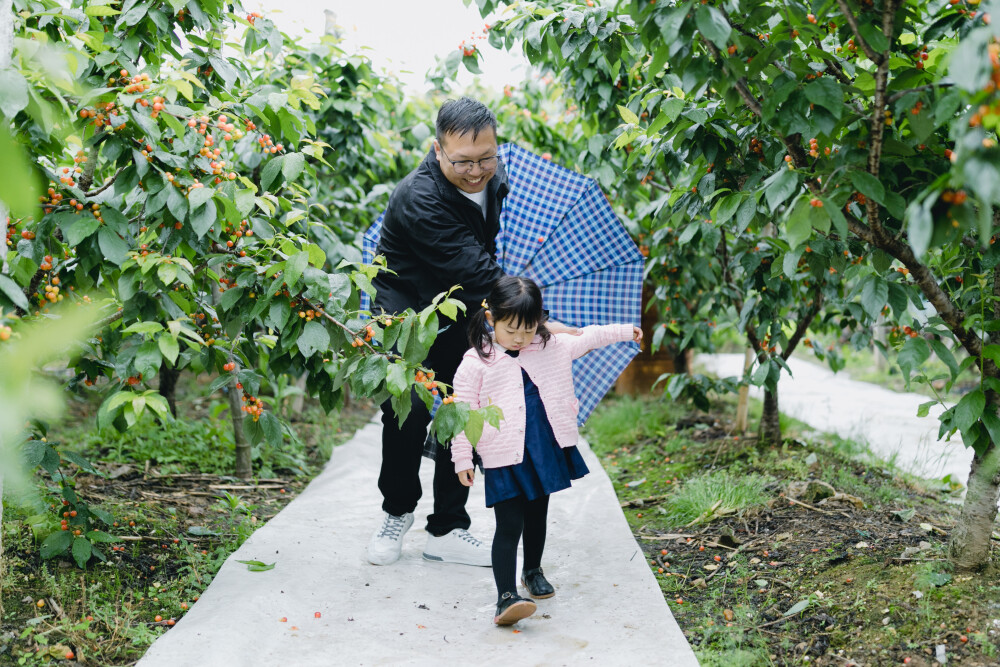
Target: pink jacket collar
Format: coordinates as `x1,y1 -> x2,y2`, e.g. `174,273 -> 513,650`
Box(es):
480,334 -> 547,365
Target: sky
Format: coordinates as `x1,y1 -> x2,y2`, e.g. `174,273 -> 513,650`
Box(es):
250,0 -> 531,95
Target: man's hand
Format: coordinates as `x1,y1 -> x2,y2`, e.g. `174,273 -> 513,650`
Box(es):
547,320 -> 582,336
457,469 -> 475,487
632,326 -> 643,343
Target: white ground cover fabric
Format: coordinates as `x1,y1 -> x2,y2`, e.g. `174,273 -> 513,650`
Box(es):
697,353 -> 971,484
138,417 -> 699,667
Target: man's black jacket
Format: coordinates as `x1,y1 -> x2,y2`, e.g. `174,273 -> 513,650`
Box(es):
372,148 -> 509,315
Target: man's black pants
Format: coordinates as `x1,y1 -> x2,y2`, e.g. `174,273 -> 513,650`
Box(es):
378,316 -> 471,536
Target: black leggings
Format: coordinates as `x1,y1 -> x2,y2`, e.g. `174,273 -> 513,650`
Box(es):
492,494 -> 549,601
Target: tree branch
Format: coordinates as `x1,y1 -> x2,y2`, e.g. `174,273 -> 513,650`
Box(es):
886,83 -> 954,105
94,307 -> 125,331
834,0 -> 883,63
702,39 -> 762,116
862,0 -> 900,244
844,210 -> 980,360
783,286 -> 823,360
76,144 -> 100,193
84,166 -> 125,197
811,37 -> 855,87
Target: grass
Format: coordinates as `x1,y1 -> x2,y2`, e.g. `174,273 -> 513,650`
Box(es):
663,472 -> 772,526
1,372 -> 376,666
583,392 -> 1000,667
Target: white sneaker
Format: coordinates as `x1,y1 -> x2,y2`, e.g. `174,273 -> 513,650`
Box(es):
423,528 -> 492,567
367,512 -> 414,565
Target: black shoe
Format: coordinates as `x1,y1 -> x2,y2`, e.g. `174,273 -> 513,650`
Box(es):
493,592 -> 536,626
521,567 -> 555,599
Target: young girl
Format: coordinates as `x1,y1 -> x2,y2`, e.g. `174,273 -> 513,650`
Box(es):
450,275 -> 642,626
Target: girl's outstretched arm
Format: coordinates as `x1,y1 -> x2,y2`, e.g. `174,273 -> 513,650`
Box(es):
562,323 -> 638,360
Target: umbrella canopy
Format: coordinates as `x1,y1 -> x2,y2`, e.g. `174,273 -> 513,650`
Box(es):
362,142 -> 643,424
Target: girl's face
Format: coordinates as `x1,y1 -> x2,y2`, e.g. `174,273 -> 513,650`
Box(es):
487,313 -> 538,351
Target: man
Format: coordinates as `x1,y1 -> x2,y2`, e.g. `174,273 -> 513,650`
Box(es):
368,97 -> 507,566
369,98 -> 581,566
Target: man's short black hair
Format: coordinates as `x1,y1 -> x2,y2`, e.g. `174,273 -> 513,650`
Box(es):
435,97 -> 497,144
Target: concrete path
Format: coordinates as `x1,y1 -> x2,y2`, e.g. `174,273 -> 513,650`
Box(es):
696,353 -> 973,485
138,417 -> 699,667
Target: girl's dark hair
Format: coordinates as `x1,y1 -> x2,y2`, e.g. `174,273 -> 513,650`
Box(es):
436,97 -> 498,144
469,276 -> 551,357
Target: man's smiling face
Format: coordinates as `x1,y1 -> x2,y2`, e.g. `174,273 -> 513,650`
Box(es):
434,129 -> 498,194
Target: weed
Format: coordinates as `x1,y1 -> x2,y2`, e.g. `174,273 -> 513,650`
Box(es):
664,472 -> 772,526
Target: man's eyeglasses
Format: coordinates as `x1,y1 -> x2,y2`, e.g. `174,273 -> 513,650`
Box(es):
439,146 -> 499,175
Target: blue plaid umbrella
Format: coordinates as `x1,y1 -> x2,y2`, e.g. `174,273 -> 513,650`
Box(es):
362,142 -> 643,425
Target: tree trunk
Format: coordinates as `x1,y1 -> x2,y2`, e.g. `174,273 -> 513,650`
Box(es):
949,442 -> 1000,570
735,347 -> 753,433
289,373 -> 307,415
227,379 -> 252,479
758,384 -> 781,445
158,362 -> 180,417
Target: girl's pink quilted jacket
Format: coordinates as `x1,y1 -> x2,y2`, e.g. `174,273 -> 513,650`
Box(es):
450,323 -> 634,473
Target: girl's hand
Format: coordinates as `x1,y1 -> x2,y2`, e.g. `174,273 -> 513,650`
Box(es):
632,326 -> 643,343
457,469 -> 475,487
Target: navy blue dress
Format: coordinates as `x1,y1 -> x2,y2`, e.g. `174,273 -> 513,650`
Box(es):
484,355 -> 590,508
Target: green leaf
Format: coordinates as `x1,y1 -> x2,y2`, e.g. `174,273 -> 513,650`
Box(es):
783,597 -> 812,617
764,168 -> 799,213
134,340 -> 162,379
281,152 -> 306,183
0,125 -> 42,218
235,188 -> 256,216
98,228 -> 130,265
360,356 -> 387,393
261,156 -> 284,192
57,213 -> 101,246
260,411 -> 283,447
220,286 -> 244,312
784,198 -> 812,249
85,530 -> 118,543
916,400 -> 936,418
386,362 -> 409,397
953,389 -> 986,433
464,410 -> 484,447
858,22 -> 889,53
85,5 -> 120,16
713,194 -> 743,225
695,5 -> 731,49
0,274 -> 29,311
849,170 -> 885,205
189,199 -> 217,238
898,336 -> 930,382
751,360 -> 771,386
188,186 -> 215,210
60,450 -> 97,473
72,537 -> 92,568
297,320 -> 329,358
983,344 -> 1000,367
804,77 -> 843,118
0,68 -> 29,118
158,334 -> 179,364
860,276 -> 889,320
617,105 -> 639,125
40,531 -> 72,559
284,251 -> 309,290
236,559 -> 276,572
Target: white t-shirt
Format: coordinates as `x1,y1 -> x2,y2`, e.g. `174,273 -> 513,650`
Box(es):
459,188 -> 487,218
